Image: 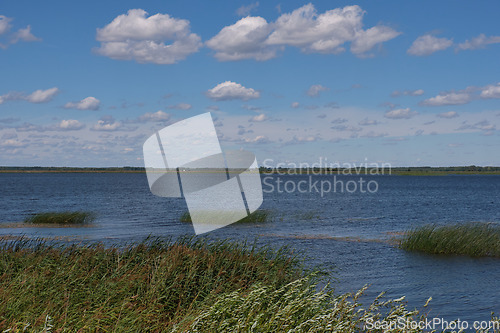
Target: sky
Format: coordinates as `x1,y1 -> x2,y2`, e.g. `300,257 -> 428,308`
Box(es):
0,0 -> 499,167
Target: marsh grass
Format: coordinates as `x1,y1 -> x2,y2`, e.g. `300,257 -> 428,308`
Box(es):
24,211 -> 95,225
400,222 -> 500,257
180,209 -> 271,224
0,236 -> 302,331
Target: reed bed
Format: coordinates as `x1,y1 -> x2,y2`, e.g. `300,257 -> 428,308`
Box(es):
24,211 -> 95,224
0,236 -> 301,331
399,222 -> 500,257
180,209 -> 271,224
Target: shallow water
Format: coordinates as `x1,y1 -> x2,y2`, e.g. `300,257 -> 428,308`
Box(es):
1,172 -> 499,322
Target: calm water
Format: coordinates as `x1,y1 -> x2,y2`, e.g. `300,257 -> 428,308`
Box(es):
1,173 -> 499,322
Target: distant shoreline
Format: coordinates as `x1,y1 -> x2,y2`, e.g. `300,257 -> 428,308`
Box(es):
1,166 -> 500,175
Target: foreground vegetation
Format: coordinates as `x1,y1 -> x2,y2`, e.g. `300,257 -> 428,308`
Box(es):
24,211 -> 95,224
0,237 -> 498,332
400,223 -> 500,257
180,209 -> 271,224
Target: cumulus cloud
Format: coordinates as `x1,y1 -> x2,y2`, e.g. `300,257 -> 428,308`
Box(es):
166,103 -> 192,110
206,81 -> 260,101
94,9 -> 202,64
291,102 -> 300,108
91,116 -> 134,131
421,82 -> 500,106
137,110 -> 170,122
384,108 -> 418,119
480,83 -> 500,99
26,87 -> 60,103
249,113 -> 268,122
0,15 -> 12,35
0,87 -> 59,105
306,84 -> 328,97
205,16 -> 277,61
64,96 -> 100,110
391,89 -> 424,97
236,2 -> 259,16
437,111 -> 459,119
56,119 -> 85,131
0,15 -> 41,49
207,4 -> 400,61
420,91 -> 472,106
407,34 -> 453,56
456,34 -> 500,51
11,25 -> 40,43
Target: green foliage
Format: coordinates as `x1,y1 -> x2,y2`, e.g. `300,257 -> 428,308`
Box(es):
400,223 -> 500,257
24,211 -> 95,224
0,236 -> 302,331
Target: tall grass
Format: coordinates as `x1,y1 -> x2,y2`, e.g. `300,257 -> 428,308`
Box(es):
0,236 -> 302,331
400,223 -> 500,257
174,279 -> 436,333
180,209 -> 271,224
24,211 -> 95,224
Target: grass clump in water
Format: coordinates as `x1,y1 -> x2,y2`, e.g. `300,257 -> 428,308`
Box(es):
24,211 -> 95,224
180,209 -> 271,224
400,222 -> 500,257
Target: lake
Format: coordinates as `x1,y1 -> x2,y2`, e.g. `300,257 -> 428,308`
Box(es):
0,172 -> 499,323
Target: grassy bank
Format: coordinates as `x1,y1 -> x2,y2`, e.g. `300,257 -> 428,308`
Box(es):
0,236 -> 302,331
1,237 -> 498,332
24,211 -> 95,224
400,223 -> 500,257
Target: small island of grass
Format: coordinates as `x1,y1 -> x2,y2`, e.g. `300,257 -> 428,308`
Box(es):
180,209 -> 271,224
24,211 -> 95,225
399,222 -> 500,257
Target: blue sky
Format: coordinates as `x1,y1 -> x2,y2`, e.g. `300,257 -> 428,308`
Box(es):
0,0 -> 499,167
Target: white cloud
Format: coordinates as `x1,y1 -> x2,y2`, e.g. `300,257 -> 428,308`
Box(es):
456,34 -> 500,51
166,103 -> 192,110
25,87 -> 59,103
384,108 -> 418,119
351,25 -> 401,56
421,91 -> 472,106
306,84 -> 328,97
291,102 -> 300,108
480,83 -> 500,99
0,88 -> 59,104
11,25 -> 40,43
56,119 -> 85,131
95,9 -> 202,64
0,16 -> 40,49
249,113 -> 268,122
206,81 -> 260,101
0,15 -> 12,35
268,4 -> 399,57
207,4 -> 400,61
437,111 -> 459,119
64,96 -> 100,110
391,89 -> 424,97
236,2 -> 259,16
90,116 -> 134,131
205,16 -> 277,61
138,110 -> 171,122
407,34 -> 453,56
